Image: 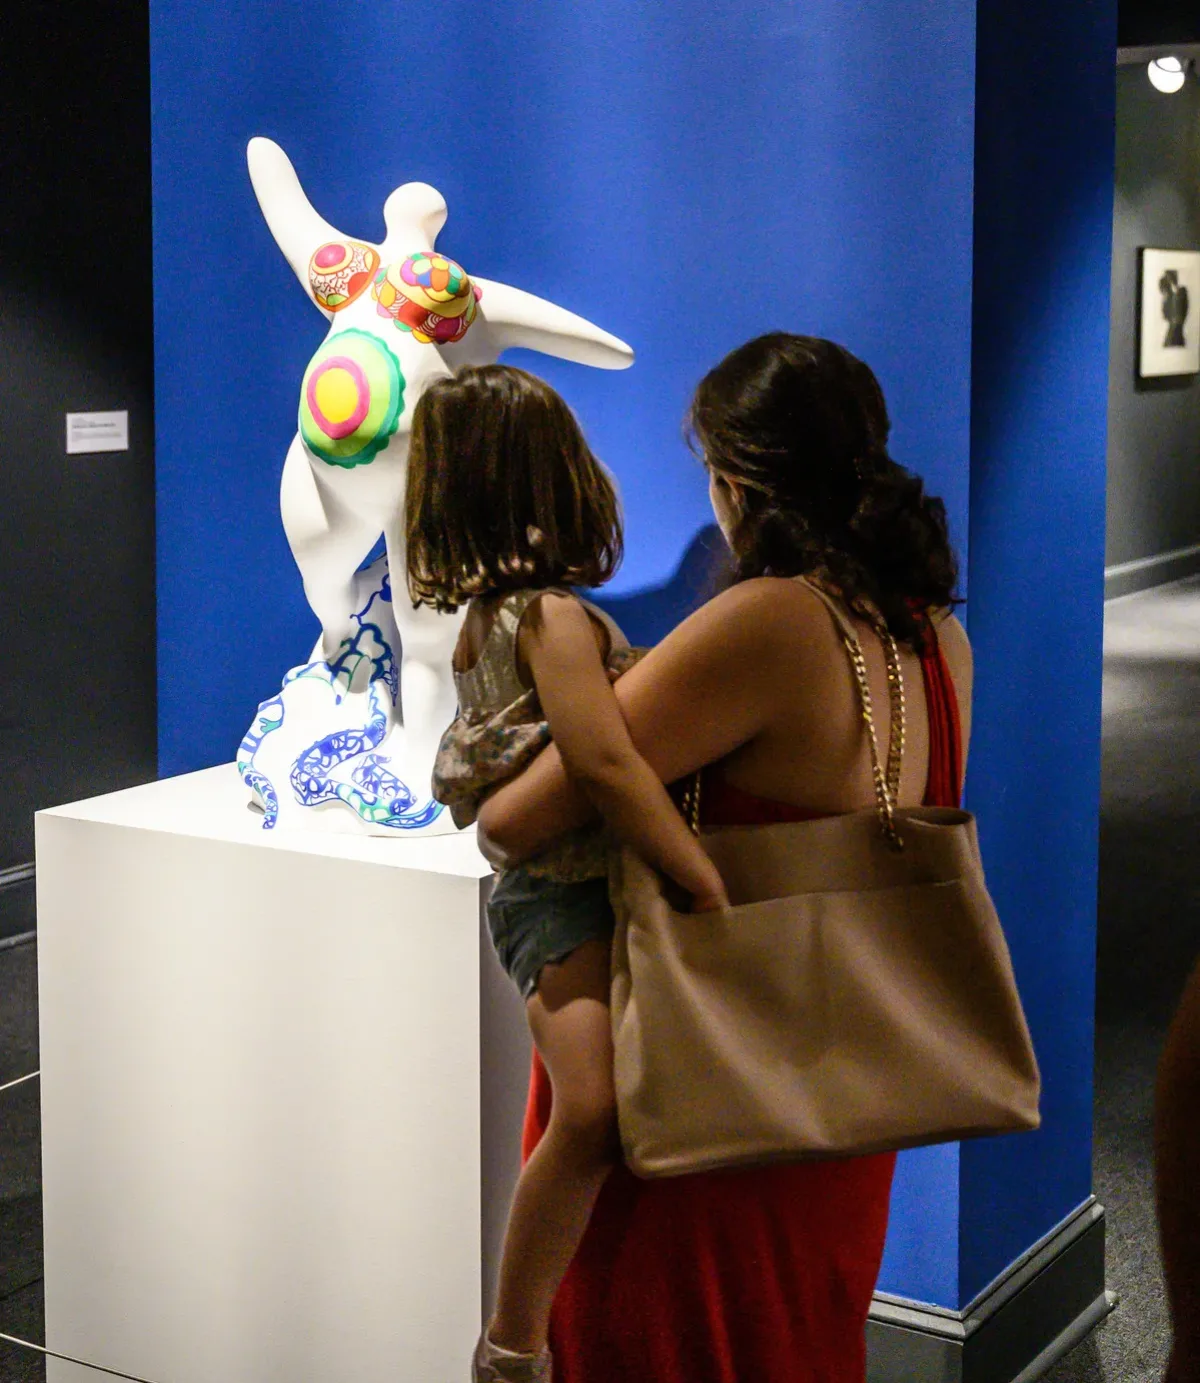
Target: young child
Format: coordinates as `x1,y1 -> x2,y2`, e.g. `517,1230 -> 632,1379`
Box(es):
405,364 -> 727,1383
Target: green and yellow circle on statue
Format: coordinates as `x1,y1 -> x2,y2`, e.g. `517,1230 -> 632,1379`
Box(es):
299,328 -> 405,468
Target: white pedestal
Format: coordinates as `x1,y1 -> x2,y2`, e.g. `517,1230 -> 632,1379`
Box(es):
35,764 -> 532,1383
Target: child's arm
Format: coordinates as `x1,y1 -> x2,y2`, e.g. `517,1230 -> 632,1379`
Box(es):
520,593 -> 728,912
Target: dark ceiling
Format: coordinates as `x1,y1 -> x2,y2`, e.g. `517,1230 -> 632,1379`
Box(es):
1119,0 -> 1200,47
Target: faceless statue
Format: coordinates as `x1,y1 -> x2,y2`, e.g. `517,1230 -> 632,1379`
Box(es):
239,138 -> 633,834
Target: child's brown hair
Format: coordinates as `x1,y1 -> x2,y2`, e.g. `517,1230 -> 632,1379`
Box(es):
405,364 -> 622,612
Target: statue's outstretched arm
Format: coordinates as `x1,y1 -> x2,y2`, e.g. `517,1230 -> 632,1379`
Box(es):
247,137 -> 345,315
443,277 -> 634,371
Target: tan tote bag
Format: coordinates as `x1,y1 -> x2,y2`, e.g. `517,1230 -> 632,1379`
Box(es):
609,581 -> 1041,1179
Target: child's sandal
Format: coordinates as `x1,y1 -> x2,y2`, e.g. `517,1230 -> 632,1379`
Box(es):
471,1332 -> 552,1382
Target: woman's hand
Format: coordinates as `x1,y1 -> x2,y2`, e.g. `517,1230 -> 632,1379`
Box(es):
675,849 -> 729,913
689,884 -> 730,913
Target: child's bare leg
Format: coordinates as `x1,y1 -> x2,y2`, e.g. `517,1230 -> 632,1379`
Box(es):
488,938 -> 620,1355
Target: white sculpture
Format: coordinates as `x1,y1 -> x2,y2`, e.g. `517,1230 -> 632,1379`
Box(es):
239,138 -> 633,835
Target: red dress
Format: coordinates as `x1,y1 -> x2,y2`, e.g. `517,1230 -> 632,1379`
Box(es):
520,626 -> 963,1383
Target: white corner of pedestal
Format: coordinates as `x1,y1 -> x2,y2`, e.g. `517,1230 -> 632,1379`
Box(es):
34,763 -> 527,1383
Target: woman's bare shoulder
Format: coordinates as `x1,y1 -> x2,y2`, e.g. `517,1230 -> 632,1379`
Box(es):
688,576 -> 832,634
624,577 -> 826,691
930,608 -> 973,743
644,577 -> 825,670
931,607 -> 972,664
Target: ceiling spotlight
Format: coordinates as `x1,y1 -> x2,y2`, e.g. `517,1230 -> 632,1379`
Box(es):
1148,56 -> 1187,94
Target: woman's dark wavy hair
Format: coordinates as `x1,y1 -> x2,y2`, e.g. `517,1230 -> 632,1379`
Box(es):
687,333 -> 961,651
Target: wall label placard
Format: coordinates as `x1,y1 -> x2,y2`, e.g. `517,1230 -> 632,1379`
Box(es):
66,410 -> 129,454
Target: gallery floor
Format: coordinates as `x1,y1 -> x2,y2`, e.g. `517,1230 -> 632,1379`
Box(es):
1,578 -> 1197,1382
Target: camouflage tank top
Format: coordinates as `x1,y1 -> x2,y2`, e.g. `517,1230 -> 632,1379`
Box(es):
432,587 -> 641,882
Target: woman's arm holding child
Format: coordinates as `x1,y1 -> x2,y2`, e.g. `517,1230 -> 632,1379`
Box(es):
520,593 -> 728,912
480,578 -> 795,863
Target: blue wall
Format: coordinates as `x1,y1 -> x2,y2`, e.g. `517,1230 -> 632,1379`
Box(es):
959,0 -> 1116,1302
151,0 -> 1112,1315
151,0 -> 975,781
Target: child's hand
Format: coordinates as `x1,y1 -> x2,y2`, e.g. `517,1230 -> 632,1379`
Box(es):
689,886 -> 730,913
605,646 -> 648,683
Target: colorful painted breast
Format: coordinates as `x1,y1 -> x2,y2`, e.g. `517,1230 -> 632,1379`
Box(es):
299,329 -> 405,469
308,240 -> 381,312
371,251 -> 482,345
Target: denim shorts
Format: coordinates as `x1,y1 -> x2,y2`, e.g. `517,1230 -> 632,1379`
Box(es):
486,867 -> 614,1000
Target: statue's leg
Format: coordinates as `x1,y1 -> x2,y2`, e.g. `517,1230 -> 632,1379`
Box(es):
281,434 -> 379,661
383,524 -> 465,797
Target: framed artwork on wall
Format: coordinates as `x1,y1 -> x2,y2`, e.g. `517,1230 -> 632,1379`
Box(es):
1139,247 -> 1200,378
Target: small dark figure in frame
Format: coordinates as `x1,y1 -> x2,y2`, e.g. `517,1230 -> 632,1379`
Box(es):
1160,269 -> 1190,349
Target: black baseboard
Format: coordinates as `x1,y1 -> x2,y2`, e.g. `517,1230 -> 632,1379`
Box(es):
867,1200 -> 1115,1383
0,865 -> 35,945
1105,544 -> 1200,599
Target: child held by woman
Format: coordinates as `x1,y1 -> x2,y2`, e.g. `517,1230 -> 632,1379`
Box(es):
405,364 -> 727,1383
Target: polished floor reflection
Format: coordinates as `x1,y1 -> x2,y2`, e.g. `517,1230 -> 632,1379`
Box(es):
1046,574 -> 1200,1383
1,578 -> 1198,1382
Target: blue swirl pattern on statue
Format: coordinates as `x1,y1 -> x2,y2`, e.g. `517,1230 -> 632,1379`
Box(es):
236,565 -> 444,830
288,682 -> 444,827
238,692 -> 287,829
328,571 -> 399,703
352,754 -> 444,828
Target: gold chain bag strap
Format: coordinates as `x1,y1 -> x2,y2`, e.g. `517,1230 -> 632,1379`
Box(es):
608,579 -> 1041,1178
679,589 -> 907,845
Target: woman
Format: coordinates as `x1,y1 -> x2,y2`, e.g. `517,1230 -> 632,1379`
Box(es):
478,333 -> 973,1383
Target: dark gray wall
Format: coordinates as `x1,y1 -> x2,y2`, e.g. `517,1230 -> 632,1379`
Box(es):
1119,0 -> 1200,46
1106,67 -> 1200,593
0,1 -> 157,918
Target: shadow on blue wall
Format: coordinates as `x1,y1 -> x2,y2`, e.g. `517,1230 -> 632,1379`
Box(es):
592,524 -> 725,647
